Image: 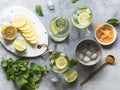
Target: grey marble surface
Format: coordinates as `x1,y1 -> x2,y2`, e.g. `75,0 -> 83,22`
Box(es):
0,0 -> 120,90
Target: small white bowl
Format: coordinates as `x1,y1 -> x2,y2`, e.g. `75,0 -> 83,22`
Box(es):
95,23 -> 117,45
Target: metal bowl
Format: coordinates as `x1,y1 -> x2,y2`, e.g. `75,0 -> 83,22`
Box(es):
75,39 -> 102,66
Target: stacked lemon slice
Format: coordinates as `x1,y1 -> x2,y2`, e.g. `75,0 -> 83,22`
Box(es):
12,14 -> 39,44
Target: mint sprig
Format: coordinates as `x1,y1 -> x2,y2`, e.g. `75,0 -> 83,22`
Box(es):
1,58 -> 47,90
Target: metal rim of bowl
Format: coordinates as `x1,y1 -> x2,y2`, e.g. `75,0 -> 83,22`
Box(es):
95,23 -> 117,45
75,39 -> 102,66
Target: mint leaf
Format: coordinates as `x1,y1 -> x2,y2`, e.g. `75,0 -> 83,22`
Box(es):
1,60 -> 7,67
35,5 -> 43,16
51,52 -> 61,60
72,0 -> 78,3
106,18 -> 120,26
70,59 -> 77,67
20,85 -> 35,90
16,77 -> 28,86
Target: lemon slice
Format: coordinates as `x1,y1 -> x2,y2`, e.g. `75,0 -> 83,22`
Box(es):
55,56 -> 68,70
23,30 -> 36,38
25,33 -> 38,44
78,12 -> 91,26
1,24 -> 17,40
13,39 -> 27,51
29,37 -> 39,44
64,70 -> 78,83
12,14 -> 27,28
19,18 -> 32,31
21,26 -> 34,34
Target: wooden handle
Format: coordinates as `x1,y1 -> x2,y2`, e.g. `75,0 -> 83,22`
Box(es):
80,63 -> 107,86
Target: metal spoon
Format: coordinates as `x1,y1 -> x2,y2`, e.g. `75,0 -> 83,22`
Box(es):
80,55 -> 115,86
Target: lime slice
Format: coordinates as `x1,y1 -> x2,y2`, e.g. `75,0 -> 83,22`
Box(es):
55,56 -> 68,70
78,12 -> 91,26
64,70 -> 78,83
13,39 -> 27,51
1,24 -> 17,40
50,20 -> 58,34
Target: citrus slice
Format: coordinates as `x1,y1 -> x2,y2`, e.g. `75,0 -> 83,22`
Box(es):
64,70 -> 78,83
13,39 -> 27,51
50,20 -> 58,34
29,37 -> 39,44
1,24 -> 17,40
25,33 -> 38,44
78,12 -> 91,26
19,18 -> 32,31
23,30 -> 36,38
12,14 -> 27,28
21,26 -> 33,34
55,56 -> 68,70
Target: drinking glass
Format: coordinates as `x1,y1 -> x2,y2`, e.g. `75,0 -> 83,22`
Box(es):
71,5 -> 92,37
49,16 -> 70,42
49,52 -> 69,73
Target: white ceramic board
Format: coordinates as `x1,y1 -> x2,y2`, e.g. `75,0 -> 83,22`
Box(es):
0,5 -> 48,58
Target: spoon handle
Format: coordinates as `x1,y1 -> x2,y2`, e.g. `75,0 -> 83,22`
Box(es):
80,63 -> 107,86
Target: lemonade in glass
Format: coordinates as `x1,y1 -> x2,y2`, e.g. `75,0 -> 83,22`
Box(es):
49,16 -> 70,42
49,52 -> 69,73
71,5 -> 92,29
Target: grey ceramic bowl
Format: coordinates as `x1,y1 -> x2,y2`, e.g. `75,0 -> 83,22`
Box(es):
75,39 -> 102,66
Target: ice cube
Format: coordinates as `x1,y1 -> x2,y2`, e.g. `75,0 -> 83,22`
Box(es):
82,48 -> 87,53
73,14 -> 78,20
91,53 -> 98,60
76,9 -> 81,15
83,56 -> 90,62
47,0 -> 54,10
51,77 -> 58,82
86,50 -> 92,56
61,53 -> 65,56
78,53 -> 84,59
90,47 -> 96,53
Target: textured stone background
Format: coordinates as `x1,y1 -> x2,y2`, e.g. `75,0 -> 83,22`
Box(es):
0,0 -> 120,90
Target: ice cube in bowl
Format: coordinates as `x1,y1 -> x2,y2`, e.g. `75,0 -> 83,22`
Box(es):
75,39 -> 102,66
